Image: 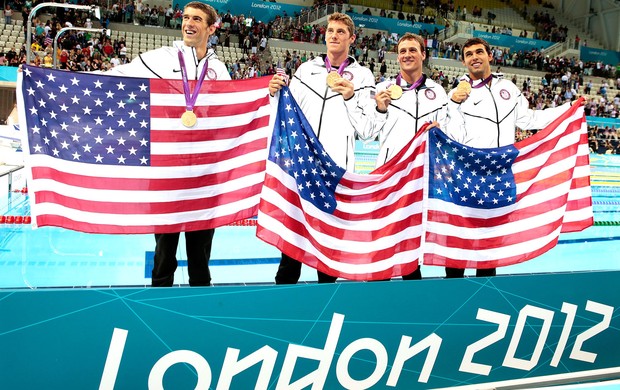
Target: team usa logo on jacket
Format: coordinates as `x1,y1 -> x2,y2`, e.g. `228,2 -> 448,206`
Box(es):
425,89 -> 436,100
342,71 -> 353,81
207,68 -> 217,80
500,89 -> 511,100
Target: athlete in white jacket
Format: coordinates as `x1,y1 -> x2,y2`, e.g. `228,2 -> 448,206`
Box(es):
444,37 -> 577,278
107,2 -> 230,287
445,39 -> 570,150
268,12 -> 376,284
373,33 -> 449,168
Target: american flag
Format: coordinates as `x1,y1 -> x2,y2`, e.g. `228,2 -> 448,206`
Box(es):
423,100 -> 593,269
257,90 -> 592,280
257,87 -> 425,281
18,65 -> 271,234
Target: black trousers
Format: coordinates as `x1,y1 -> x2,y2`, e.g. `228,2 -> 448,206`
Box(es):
445,267 -> 496,278
402,267 -> 422,280
152,229 -> 215,287
275,253 -> 338,284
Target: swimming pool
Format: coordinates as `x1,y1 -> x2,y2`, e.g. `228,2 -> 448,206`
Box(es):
1,154 -> 619,288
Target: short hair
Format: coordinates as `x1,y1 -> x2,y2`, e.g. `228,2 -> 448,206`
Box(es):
327,12 -> 355,36
184,1 -> 217,26
461,37 -> 492,58
397,32 -> 426,53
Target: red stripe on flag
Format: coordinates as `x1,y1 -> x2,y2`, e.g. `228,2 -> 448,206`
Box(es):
150,116 -> 270,143
151,138 -> 267,167
150,96 -> 270,119
31,161 -> 266,191
34,183 -> 263,214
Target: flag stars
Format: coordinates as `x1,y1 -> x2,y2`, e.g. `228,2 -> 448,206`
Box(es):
35,80 -> 45,89
70,77 -> 80,86
71,114 -> 81,123
94,80 -> 103,89
72,152 -> 81,160
71,95 -> 80,104
59,84 -> 68,93
117,156 -> 126,164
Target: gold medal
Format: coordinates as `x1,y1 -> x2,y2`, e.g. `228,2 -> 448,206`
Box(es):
326,71 -> 342,88
387,84 -> 403,100
181,110 -> 197,128
457,80 -> 472,94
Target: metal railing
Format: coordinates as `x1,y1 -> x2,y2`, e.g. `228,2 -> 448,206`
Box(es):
26,2 -> 101,64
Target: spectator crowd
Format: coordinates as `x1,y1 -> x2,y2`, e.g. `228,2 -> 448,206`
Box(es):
1,0 -> 619,153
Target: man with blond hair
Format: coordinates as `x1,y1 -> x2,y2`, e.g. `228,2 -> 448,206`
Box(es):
268,12 -> 376,284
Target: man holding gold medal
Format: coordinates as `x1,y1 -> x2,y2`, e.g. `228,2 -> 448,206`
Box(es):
444,37 -> 576,279
106,2 -> 230,287
373,33 -> 449,170
268,12 -> 376,284
370,33 -> 449,280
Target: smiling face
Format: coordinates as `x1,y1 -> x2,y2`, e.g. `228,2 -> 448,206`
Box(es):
397,38 -> 425,79
181,6 -> 215,56
462,43 -> 493,80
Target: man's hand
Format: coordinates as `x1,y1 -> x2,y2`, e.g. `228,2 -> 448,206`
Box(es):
330,77 -> 355,100
268,74 -> 287,96
375,89 -> 391,113
571,97 -> 585,106
451,89 -> 469,103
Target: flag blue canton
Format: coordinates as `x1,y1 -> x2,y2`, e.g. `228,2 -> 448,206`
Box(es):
428,128 -> 519,209
269,87 -> 345,213
22,66 -> 151,166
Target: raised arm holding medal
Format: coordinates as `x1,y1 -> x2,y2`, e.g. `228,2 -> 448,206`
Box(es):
105,2 -> 231,287
268,12 -> 376,284
443,37 -> 576,279
372,33 -> 449,169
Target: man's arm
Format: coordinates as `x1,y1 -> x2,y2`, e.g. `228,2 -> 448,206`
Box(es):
342,68 -> 377,141
443,88 -> 467,143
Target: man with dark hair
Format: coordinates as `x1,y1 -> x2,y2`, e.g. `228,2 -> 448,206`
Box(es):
107,2 -> 230,287
444,37 -> 578,278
